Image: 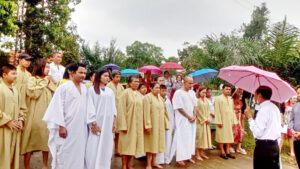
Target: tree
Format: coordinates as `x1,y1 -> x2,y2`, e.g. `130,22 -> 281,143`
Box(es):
263,17 -> 300,85
125,41 -> 165,68
23,0 -> 81,63
0,1 -> 18,38
243,3 -> 269,40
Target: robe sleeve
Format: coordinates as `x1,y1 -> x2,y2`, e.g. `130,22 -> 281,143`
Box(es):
173,91 -> 183,110
117,90 -> 128,131
196,100 -> 208,124
86,89 -> 97,124
27,77 -> 48,100
214,97 -> 223,125
0,91 -> 12,127
164,101 -> 170,130
42,85 -> 66,129
47,80 -> 56,93
111,91 -> 117,117
143,95 -> 152,129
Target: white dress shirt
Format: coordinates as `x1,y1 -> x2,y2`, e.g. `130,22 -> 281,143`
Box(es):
248,100 -> 281,141
49,62 -> 65,84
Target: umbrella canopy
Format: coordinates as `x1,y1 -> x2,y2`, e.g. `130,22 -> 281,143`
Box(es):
120,69 -> 139,77
104,63 -> 120,70
160,62 -> 184,70
189,68 -> 218,83
138,65 -> 162,75
218,65 -> 297,103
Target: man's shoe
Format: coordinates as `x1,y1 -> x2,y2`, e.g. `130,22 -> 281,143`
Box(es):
220,154 -> 228,159
226,154 -> 236,159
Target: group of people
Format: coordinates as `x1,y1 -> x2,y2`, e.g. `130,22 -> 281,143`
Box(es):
1,51 -> 300,169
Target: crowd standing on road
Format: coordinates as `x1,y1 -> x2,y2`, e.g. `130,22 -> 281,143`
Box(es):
1,52 -> 300,169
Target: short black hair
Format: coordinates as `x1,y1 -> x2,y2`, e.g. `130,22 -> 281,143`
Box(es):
127,75 -> 139,83
68,63 -> 86,73
255,86 -> 272,100
222,84 -> 231,89
160,84 -> 167,90
150,82 -> 159,89
164,71 -> 169,75
138,83 -> 146,90
1,64 -> 16,77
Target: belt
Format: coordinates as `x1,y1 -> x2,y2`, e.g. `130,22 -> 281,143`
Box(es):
255,139 -> 277,143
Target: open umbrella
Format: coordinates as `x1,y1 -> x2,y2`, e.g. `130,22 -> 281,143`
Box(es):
218,65 -> 296,103
139,65 -> 162,75
120,69 -> 139,77
189,68 -> 218,83
104,63 -> 120,70
160,62 -> 184,70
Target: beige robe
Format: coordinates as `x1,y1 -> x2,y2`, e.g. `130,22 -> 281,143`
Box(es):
0,82 -> 25,169
144,93 -> 169,153
214,94 -> 238,143
117,88 -> 144,155
21,76 -> 56,154
107,81 -> 124,107
15,66 -> 31,113
196,98 -> 212,149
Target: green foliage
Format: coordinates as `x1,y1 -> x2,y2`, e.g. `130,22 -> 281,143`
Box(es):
125,41 -> 164,68
0,0 -> 18,37
23,0 -> 81,63
243,3 -> 269,40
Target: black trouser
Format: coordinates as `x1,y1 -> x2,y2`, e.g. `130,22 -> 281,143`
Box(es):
294,140 -> 300,168
253,139 -> 280,169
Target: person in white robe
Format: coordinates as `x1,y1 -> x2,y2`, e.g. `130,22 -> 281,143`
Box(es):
43,63 -> 88,169
156,84 -> 175,165
169,76 -> 197,166
85,68 -> 117,169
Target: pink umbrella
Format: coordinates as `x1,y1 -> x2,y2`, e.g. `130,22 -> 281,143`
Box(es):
160,62 -> 184,70
218,65 -> 297,103
139,65 -> 162,75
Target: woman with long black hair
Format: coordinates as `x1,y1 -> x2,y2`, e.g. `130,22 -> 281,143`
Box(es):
85,67 -> 117,169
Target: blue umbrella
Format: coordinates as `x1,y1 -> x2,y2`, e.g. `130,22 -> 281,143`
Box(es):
104,63 -> 120,70
120,69 -> 140,77
189,68 -> 218,83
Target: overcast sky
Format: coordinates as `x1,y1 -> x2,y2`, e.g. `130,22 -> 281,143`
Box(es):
72,0 -> 300,57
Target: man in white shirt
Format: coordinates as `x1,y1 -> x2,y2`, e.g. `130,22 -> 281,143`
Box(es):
245,86 -> 281,169
49,52 -> 65,84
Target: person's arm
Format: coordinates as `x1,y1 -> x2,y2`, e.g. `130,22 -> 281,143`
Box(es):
245,107 -> 268,138
214,98 -> 223,128
289,105 -> 295,132
143,95 -> 152,133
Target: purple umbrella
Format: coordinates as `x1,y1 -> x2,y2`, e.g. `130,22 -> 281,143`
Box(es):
104,63 -> 120,70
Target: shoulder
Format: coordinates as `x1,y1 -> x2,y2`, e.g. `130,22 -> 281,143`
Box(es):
105,87 -> 114,94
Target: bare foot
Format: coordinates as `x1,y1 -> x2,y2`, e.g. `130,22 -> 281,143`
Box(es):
177,161 -> 185,166
196,155 -> 203,161
152,163 -> 163,168
189,159 -> 195,164
201,155 -> 209,159
146,166 -> 152,169
42,166 -> 47,169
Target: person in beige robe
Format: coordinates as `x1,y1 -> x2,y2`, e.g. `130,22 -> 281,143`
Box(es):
0,64 -> 25,169
195,87 -> 212,161
118,75 -> 144,169
21,60 -> 56,169
107,70 -> 124,155
144,83 -> 169,169
214,84 -> 238,159
15,54 -> 32,114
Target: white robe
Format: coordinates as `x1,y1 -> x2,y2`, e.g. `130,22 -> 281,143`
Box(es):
85,87 -> 117,169
42,81 -> 88,169
156,97 -> 175,164
170,89 -> 197,162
